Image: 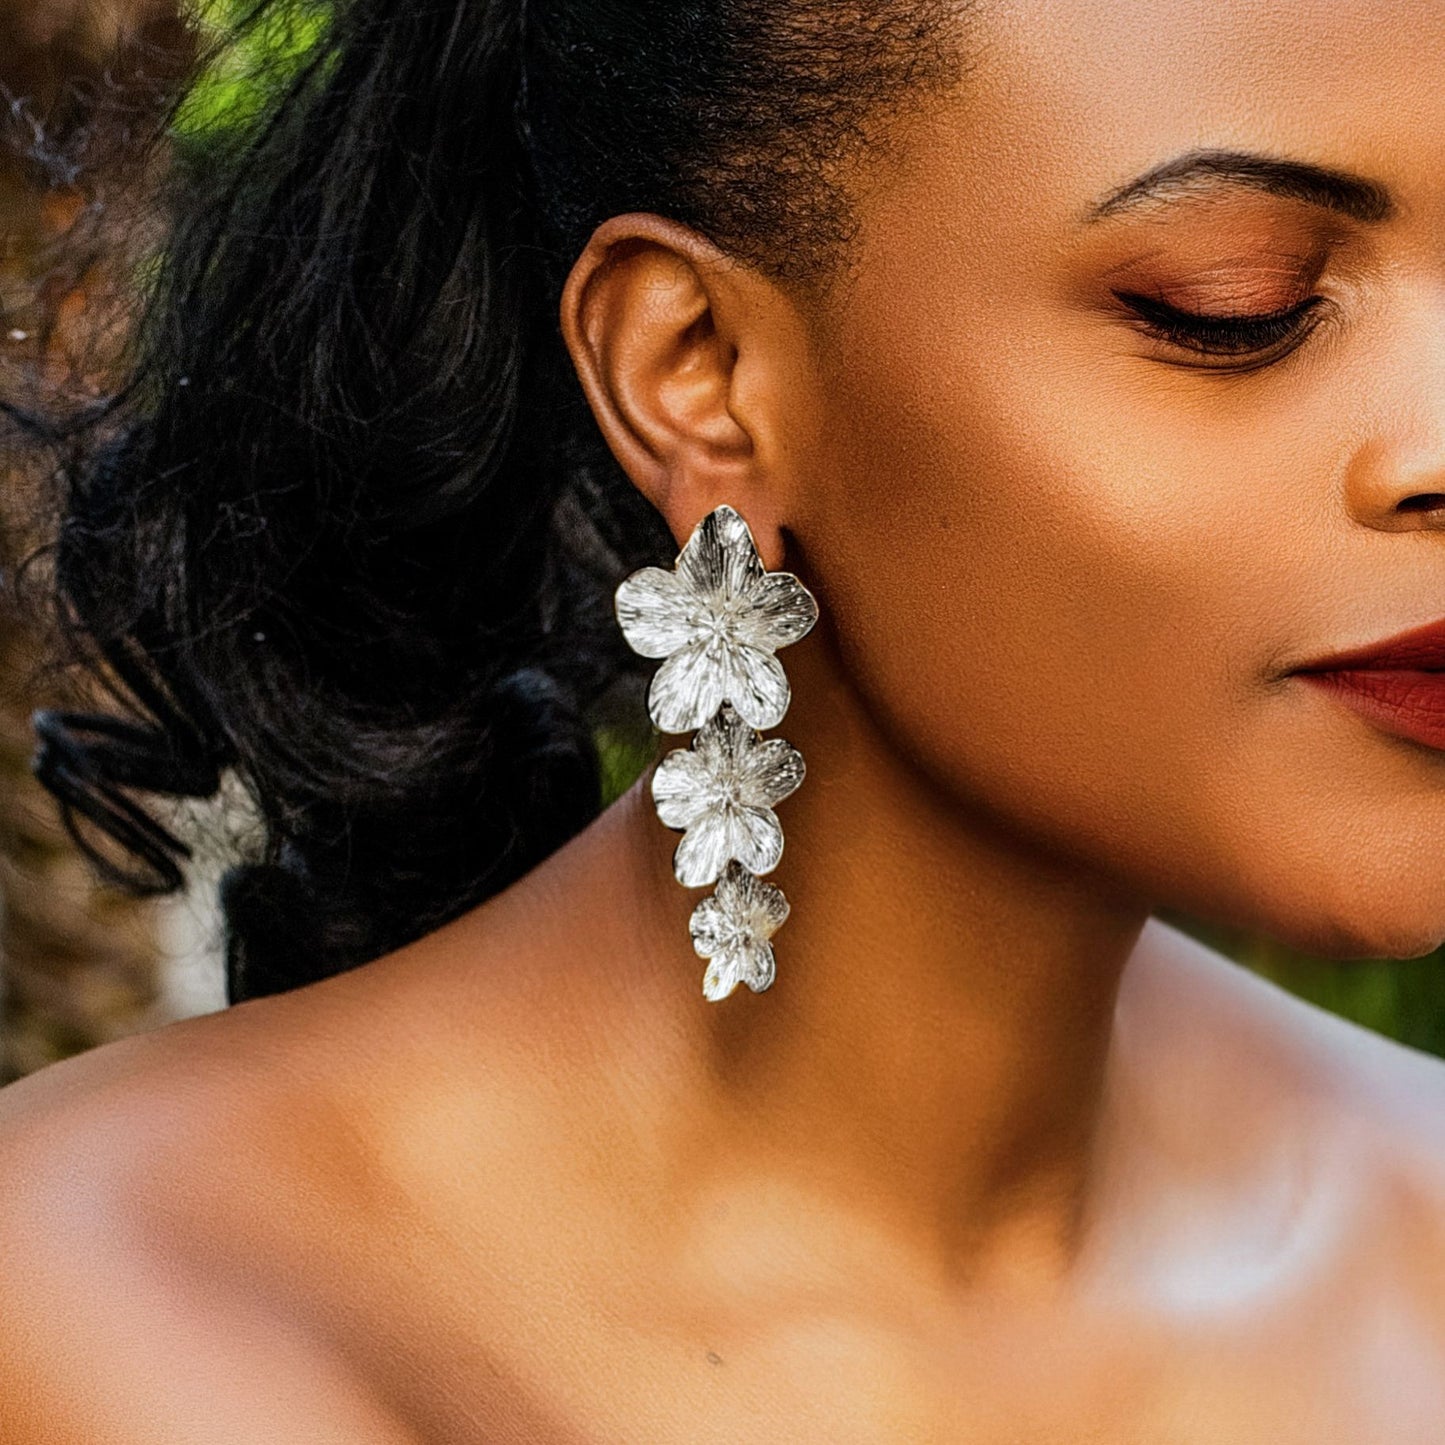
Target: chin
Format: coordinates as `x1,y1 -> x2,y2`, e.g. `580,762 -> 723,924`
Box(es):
1255,883 -> 1445,962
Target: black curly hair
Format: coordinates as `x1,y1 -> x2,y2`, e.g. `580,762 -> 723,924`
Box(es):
3,0 -> 967,1004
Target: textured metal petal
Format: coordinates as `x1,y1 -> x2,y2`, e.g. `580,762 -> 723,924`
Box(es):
649,637 -> 726,733
677,504 -> 764,605
738,736 -> 805,809
673,813 -> 735,887
722,643 -> 791,730
752,876 -> 791,937
741,940 -> 777,993
691,701 -> 745,773
722,861 -> 789,938
711,857 -> 748,916
736,571 -> 819,652
689,894 -> 737,959
651,749 -> 716,830
725,805 -> 783,875
716,702 -> 756,769
702,947 -> 746,1002
614,566 -> 696,659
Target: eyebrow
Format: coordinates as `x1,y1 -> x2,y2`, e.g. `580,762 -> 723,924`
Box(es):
1085,148 -> 1396,225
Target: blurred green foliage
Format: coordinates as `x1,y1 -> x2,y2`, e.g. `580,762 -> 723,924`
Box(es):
173,0 -> 330,141
596,724 -> 661,814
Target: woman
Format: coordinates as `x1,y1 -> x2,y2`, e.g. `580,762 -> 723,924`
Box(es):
2,0 -> 1444,1437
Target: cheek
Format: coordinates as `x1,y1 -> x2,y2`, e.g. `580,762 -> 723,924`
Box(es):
802,328 -> 1445,958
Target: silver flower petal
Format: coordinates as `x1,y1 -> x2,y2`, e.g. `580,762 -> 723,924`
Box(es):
650,749 -> 715,830
740,939 -> 777,993
676,504 -> 765,603
613,566 -> 695,659
733,570 -> 819,652
721,642 -> 791,730
727,804 -> 784,874
688,892 -> 735,959
703,948 -> 747,1002
674,821 -> 739,890
691,699 -> 747,772
739,735 -> 806,808
717,860 -> 791,938
700,935 -> 776,1000
648,636 -> 727,734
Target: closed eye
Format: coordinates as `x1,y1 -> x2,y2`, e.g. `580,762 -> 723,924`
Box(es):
1113,290 -> 1327,363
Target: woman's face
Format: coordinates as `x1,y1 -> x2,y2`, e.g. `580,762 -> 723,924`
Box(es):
795,0 -> 1445,956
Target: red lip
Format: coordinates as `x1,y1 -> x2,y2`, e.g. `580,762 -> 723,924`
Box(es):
1296,615 -> 1445,672
1295,616 -> 1445,752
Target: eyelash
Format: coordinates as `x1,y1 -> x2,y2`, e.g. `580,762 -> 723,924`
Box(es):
1113,290 -> 1327,363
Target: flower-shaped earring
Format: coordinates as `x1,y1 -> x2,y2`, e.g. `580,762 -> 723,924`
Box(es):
615,504 -> 818,1000
689,861 -> 790,1001
652,702 -> 805,888
615,503 -> 818,734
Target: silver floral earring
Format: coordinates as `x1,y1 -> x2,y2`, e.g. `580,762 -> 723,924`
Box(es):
614,504 -> 818,1000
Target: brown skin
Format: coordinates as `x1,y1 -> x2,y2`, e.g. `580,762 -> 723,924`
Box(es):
5,0 -> 1445,1438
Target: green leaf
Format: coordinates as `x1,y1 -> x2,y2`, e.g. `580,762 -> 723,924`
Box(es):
173,0 -> 331,141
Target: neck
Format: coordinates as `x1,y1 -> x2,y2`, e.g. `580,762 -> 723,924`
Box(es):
621,627 -> 1151,1288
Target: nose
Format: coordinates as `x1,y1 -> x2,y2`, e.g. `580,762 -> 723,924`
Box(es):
1341,294 -> 1445,532
1342,433 -> 1445,531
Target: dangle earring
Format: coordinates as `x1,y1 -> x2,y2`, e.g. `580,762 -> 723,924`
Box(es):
614,504 -> 818,1000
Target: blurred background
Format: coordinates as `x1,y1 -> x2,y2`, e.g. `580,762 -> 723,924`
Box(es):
0,0 -> 1442,1082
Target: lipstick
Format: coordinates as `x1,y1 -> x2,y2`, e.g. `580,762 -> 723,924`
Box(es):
1294,616 -> 1445,752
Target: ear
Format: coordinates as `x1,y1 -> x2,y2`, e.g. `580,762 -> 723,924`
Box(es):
558,212 -> 792,572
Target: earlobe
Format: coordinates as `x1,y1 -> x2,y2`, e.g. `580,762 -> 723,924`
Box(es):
557,212 -> 789,571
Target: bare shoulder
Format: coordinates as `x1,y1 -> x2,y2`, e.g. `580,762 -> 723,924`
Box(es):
0,930 -> 538,1276
1123,916 -> 1445,1267
0,911 -> 663,1442
0,961 -> 377,1226
0,980 -> 433,1443
1127,915 -> 1445,1133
